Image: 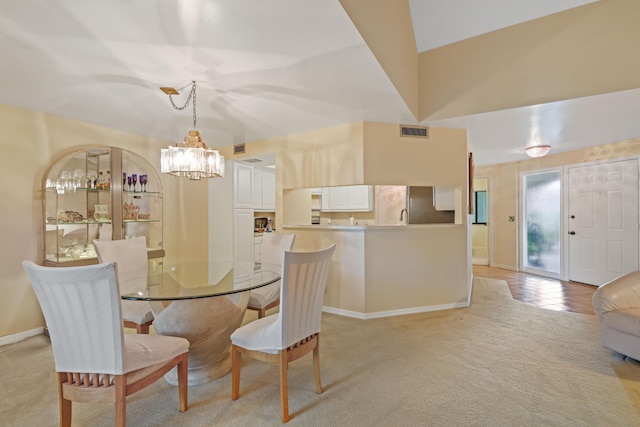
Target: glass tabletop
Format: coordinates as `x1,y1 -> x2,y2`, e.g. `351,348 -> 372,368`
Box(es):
121,261 -> 280,301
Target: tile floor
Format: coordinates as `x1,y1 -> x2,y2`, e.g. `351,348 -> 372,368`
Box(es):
473,265 -> 597,315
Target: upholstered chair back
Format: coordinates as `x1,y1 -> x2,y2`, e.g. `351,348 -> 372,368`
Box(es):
261,233 -> 296,273
22,261 -> 126,374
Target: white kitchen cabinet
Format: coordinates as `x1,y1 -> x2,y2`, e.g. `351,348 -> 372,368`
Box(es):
261,170 -> 276,210
236,163 -> 275,211
433,186 -> 456,211
254,234 -> 263,272
252,168 -> 263,208
321,185 -> 373,212
322,187 -> 347,210
233,162 -> 254,209
233,208 -> 254,280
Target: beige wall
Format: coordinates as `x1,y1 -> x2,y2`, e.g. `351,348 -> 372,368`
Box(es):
0,104 -> 208,337
363,122 -> 468,187
418,0 -> 640,121
339,0 -> 419,119
472,178 -> 489,264
476,138 -> 640,270
336,1 -> 640,125
3,105 -> 470,336
364,227 -> 469,312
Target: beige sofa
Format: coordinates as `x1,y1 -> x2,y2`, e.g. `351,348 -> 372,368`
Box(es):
592,271 -> 640,361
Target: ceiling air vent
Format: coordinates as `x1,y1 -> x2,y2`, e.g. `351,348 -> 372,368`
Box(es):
400,125 -> 429,138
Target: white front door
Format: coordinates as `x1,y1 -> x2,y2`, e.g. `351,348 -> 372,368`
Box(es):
568,159 -> 639,285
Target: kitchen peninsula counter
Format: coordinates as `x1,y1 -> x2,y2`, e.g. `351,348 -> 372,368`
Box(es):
281,223 -> 471,319
282,223 -> 465,230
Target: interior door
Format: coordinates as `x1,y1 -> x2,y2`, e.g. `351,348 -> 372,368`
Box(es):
568,159 -> 638,285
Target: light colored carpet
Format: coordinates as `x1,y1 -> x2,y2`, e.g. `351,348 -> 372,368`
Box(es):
2,277 -> 639,426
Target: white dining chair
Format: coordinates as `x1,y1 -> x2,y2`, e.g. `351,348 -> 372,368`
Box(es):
247,233 -> 296,318
22,261 -> 189,427
231,243 -> 336,423
93,236 -> 154,334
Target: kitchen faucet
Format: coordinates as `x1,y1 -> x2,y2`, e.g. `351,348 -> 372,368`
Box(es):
399,208 -> 408,223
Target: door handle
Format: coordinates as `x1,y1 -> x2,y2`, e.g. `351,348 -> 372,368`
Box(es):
569,231 -> 576,235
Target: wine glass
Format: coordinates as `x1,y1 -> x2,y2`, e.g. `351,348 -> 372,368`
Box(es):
127,175 -> 132,191
131,174 -> 137,192
140,174 -> 148,192
123,172 -> 126,189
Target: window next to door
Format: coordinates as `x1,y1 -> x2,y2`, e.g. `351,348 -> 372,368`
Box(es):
472,191 -> 487,224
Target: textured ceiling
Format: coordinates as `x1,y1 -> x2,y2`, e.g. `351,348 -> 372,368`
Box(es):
2,0 -> 639,166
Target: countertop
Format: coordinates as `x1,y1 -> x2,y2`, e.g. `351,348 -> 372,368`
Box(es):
281,223 -> 465,230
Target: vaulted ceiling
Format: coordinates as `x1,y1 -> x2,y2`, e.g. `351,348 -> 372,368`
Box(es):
2,0 -> 639,166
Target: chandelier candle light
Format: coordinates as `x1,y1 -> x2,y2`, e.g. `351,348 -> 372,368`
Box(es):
160,81 -> 225,179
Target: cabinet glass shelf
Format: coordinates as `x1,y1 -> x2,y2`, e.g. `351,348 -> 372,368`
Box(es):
43,146 -> 165,266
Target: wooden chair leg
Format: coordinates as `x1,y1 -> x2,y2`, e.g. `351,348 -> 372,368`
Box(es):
115,376 -> 126,427
231,345 -> 241,400
124,320 -> 151,334
279,350 -> 290,423
178,354 -> 189,412
313,339 -> 322,394
57,373 -> 72,427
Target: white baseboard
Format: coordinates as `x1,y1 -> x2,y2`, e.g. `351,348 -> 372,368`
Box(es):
0,327 -> 44,347
322,301 -> 470,320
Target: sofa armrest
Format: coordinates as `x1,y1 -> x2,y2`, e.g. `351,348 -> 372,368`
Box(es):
592,270 -> 640,321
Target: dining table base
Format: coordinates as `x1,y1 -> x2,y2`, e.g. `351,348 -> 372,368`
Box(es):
151,292 -> 250,386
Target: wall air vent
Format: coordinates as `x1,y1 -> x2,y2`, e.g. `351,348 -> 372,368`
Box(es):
400,125 -> 429,138
233,143 -> 246,155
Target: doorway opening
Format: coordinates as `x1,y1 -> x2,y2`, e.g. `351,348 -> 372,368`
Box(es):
472,177 -> 489,265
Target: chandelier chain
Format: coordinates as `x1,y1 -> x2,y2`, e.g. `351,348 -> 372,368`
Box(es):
168,81 -> 197,129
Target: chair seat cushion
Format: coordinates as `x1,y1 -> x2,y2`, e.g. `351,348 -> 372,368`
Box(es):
248,281 -> 280,309
123,334 -> 189,374
122,300 -> 154,324
231,314 -> 281,354
601,308 -> 640,337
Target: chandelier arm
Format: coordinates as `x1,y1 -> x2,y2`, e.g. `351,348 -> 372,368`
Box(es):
168,81 -> 196,113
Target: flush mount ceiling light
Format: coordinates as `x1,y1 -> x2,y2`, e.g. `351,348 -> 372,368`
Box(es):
525,144 -> 551,158
160,81 -> 225,180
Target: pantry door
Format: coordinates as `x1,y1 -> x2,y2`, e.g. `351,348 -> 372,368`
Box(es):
568,159 -> 638,285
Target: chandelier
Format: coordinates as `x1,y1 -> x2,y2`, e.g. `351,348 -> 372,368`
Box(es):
160,81 -> 225,179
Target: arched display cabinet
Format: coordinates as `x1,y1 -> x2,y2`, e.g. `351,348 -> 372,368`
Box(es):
43,147 -> 164,266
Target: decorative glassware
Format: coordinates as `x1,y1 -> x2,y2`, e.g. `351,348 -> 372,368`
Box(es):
140,174 -> 148,192
127,175 -> 132,191
132,174 -> 137,192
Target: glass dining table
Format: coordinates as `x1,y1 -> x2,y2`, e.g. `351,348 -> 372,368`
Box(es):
121,260 -> 280,386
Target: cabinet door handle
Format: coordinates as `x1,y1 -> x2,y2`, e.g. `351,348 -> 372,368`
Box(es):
568,231 -> 576,235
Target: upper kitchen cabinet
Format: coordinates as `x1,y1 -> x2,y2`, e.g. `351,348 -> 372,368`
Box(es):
234,161 -> 275,211
260,170 -> 276,211
433,186 -> 456,211
321,185 -> 373,212
233,162 -> 254,209
43,147 -> 164,266
252,168 -> 276,211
